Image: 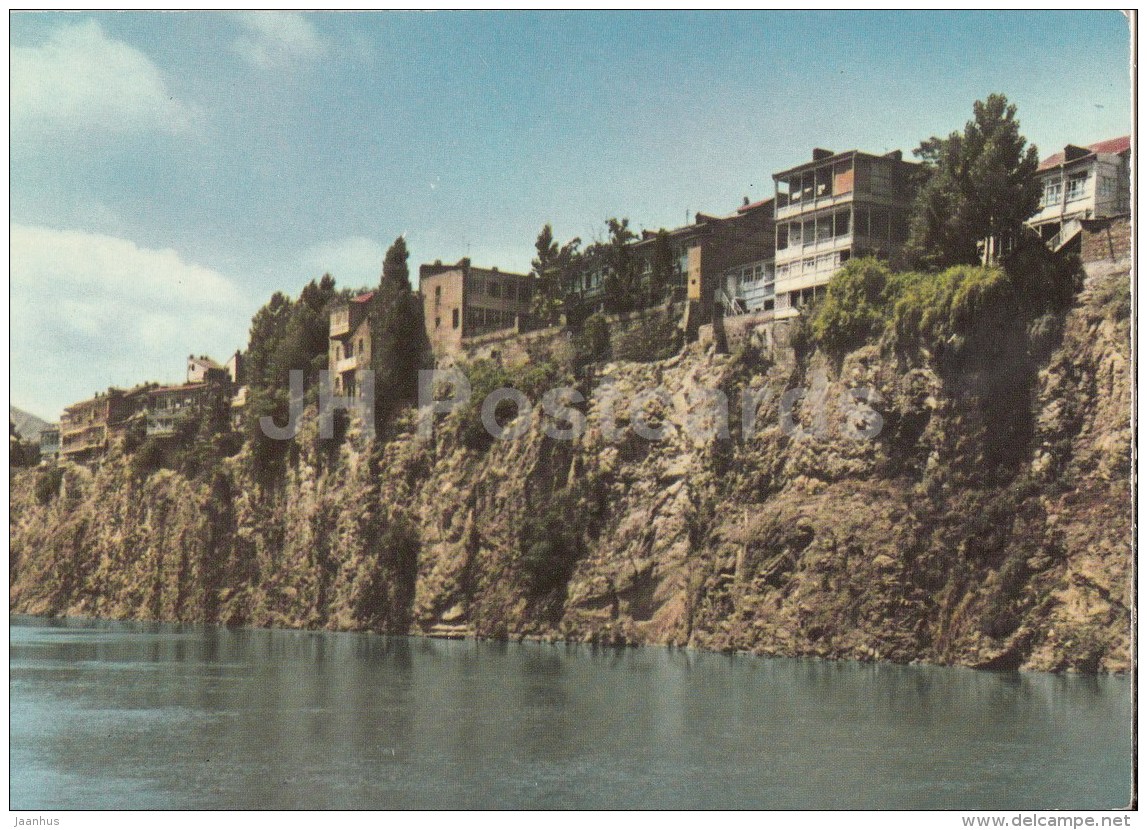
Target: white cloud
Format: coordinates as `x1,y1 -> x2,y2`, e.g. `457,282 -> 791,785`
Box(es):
10,224 -> 251,420
11,20 -> 190,137
232,12 -> 328,69
301,236 -> 385,288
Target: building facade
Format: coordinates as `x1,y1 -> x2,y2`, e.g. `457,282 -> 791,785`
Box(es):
1028,136 -> 1131,251
772,148 -> 917,317
328,291 -> 375,396
39,425 -> 59,460
419,259 -> 533,360
60,389 -> 140,460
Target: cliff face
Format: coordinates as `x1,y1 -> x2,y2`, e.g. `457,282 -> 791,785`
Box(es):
10,270 -> 1132,672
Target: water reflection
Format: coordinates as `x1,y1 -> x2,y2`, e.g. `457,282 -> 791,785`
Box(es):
10,616 -> 1132,810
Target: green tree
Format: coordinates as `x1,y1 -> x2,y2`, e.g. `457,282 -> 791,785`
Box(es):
811,257 -> 894,355
529,224 -> 581,325
906,94 -> 1041,269
598,218 -> 641,314
370,237 -> 426,426
381,235 -> 410,293
245,291 -> 294,390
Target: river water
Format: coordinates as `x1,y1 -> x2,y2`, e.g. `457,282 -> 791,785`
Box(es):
9,615 -> 1132,809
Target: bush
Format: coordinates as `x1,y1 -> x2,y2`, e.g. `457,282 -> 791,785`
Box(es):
810,258 -> 892,355
449,359 -> 561,451
34,466 -> 64,505
574,313 -> 611,367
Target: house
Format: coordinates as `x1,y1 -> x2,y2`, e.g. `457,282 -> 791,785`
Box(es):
772,148 -> 917,317
1028,136 -> 1131,252
60,389 -> 141,460
419,259 -> 533,360
564,200 -> 775,323
328,292 -> 375,396
187,354 -> 228,384
144,383 -> 218,436
39,425 -> 59,460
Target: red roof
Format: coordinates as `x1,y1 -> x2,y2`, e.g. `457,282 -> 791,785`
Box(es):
736,197 -> 773,214
351,291 -> 375,303
1038,135 -> 1130,171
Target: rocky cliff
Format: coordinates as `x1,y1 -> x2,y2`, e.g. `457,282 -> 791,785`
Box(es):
10,270 -> 1132,672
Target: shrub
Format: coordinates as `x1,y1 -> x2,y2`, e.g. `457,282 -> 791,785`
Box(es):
34,466 -> 64,505
450,359 -> 561,451
810,258 -> 892,355
574,312 -> 611,367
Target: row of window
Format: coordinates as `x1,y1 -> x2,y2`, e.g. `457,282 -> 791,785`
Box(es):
472,278 -> 532,303
726,261 -> 774,288
1041,172 -> 1090,207
776,250 -> 851,281
467,306 -> 517,331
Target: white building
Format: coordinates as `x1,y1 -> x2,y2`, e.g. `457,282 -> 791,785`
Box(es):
1028,136 -> 1130,251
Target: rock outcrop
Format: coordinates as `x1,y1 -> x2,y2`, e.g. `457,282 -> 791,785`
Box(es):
10,271 -> 1132,672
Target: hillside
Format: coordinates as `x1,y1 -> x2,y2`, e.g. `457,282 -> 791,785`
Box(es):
10,406 -> 49,441
9,269 -> 1132,672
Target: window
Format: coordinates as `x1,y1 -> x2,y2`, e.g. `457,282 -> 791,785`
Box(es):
452,308 -> 459,329
435,285 -> 442,303
434,317 -> 440,329
489,282 -> 501,298
834,209 -> 851,237
1099,177 -> 1116,197
1067,173 -> 1088,201
777,224 -> 789,250
1043,181 -> 1063,206
802,221 -> 815,245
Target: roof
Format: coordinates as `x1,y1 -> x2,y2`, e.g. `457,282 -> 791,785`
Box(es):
773,148 -> 915,179
149,383 -> 208,395
351,291 -> 375,304
737,197 -> 774,214
1038,136 -> 1131,171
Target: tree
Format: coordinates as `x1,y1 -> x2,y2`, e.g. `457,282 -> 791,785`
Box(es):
529,224 -> 581,325
598,218 -> 641,314
905,94 -> 1041,270
245,291 -> 294,390
370,237 -> 427,426
381,235 -> 410,292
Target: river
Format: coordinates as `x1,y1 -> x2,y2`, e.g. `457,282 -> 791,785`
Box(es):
9,615 -> 1132,809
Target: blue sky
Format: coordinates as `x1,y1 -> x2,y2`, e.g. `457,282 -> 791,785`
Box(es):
10,10 -> 1133,420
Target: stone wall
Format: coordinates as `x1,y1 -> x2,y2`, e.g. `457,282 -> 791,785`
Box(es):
605,302 -> 684,363
719,310 -> 795,356
1081,215 -> 1131,267
460,323 -> 574,368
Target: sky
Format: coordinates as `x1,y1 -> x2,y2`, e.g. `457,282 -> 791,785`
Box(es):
9,10 -> 1133,420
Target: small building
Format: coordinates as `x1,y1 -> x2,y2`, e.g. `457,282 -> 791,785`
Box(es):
224,350 -> 243,385
561,199 -> 775,332
144,383 -> 214,436
772,148 -> 917,317
1028,136 -> 1131,252
187,354 -> 229,384
60,389 -> 140,460
39,425 -> 59,460
419,259 -> 533,361
328,291 -> 375,396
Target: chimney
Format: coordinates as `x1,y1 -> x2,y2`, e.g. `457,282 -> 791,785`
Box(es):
1064,144 -> 1090,162
883,150 -> 903,162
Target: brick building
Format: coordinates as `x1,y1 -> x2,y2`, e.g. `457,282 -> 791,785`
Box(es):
772,148 -> 917,317
419,259 -> 533,360
328,291 -> 375,396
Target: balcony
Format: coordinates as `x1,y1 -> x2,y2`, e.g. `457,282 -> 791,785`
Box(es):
335,354 -> 364,374
775,191 -> 854,220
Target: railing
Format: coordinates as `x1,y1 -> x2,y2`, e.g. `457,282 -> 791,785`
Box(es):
1047,218 -> 1083,252
335,354 -> 363,374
